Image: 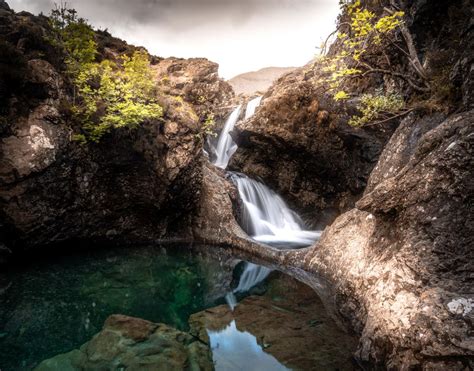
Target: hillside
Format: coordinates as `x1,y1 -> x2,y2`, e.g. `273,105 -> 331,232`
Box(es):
228,66 -> 296,95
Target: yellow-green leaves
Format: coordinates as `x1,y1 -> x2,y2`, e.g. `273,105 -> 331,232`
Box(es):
349,93 -> 405,126
319,1 -> 405,106
334,91 -> 350,101
48,5 -> 163,143
375,12 -> 404,34
74,51 -> 163,142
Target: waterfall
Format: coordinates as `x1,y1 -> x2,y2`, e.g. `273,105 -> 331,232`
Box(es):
211,105 -> 242,169
244,96 -> 263,120
210,96 -> 320,309
231,173 -> 321,247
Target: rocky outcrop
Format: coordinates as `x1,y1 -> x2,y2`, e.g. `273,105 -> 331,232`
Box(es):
153,57 -> 234,122
193,162 -> 285,262
35,314 -> 213,371
291,111 -> 474,369
0,5 -> 233,253
229,68 -> 395,227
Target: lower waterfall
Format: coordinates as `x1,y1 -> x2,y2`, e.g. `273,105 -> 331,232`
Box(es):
210,96 -> 320,309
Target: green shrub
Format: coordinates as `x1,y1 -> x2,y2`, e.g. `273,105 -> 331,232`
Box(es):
349,93 -> 405,126
47,5 -> 162,142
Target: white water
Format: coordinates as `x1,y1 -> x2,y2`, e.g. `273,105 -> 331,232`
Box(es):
231,173 -> 321,247
244,96 -> 263,120
210,96 -> 319,309
211,105 -> 242,169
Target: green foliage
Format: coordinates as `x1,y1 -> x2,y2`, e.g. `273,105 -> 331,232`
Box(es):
349,93 -> 405,127
47,3 -> 97,76
318,1 -> 404,100
334,90 -> 350,101
74,52 -> 163,142
202,112 -> 216,137
47,5 -> 162,142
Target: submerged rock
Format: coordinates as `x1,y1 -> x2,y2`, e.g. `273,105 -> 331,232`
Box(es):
35,314 -> 213,371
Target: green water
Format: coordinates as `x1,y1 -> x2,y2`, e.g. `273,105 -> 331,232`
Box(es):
0,245 -> 359,371
0,245 -> 239,370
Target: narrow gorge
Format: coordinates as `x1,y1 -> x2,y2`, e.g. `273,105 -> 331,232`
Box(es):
0,0 -> 473,370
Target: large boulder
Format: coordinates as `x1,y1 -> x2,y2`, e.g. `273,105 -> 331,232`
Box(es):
35,314 -> 213,371
294,111 -> 474,369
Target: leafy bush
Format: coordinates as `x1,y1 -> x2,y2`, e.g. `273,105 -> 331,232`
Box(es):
74,52 -> 163,142
349,93 -> 405,127
48,5 -> 162,142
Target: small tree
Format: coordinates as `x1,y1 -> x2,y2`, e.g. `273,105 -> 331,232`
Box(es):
48,2 -> 97,77
317,0 -> 429,126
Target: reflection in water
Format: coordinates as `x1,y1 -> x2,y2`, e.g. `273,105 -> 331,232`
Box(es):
207,320 -> 289,371
225,262 -> 272,310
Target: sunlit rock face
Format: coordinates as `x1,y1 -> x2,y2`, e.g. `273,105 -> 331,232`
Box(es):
0,7 -> 233,251
34,315 -> 213,371
300,111 -> 474,369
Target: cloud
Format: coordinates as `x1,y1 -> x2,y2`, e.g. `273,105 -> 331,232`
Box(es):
7,0 -> 340,78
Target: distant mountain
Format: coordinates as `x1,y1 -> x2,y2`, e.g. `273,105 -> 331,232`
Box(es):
228,66 -> 297,95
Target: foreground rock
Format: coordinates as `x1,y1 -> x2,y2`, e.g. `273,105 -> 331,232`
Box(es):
0,6 -> 233,252
292,111 -> 474,369
189,273 -> 358,370
35,314 -> 213,371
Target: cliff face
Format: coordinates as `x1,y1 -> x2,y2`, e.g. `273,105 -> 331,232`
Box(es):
0,4 -> 233,255
297,111 -> 474,369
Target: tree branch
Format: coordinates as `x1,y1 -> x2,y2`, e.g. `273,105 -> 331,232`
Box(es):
363,109 -> 414,126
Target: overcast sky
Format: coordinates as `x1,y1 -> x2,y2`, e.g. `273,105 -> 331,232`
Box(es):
8,0 -> 340,79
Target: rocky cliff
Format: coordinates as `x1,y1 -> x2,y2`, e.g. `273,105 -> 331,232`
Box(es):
0,3 -> 233,257
229,0 -> 473,228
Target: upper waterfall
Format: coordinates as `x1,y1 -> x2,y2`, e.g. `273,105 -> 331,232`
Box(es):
244,96 -> 263,120
211,105 -> 242,169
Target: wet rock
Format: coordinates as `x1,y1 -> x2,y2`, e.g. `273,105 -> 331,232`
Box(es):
193,161 -> 285,262
296,111 -> 474,369
35,314 -> 213,371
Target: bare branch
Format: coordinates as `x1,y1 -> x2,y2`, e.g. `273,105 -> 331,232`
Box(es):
363,109 -> 414,126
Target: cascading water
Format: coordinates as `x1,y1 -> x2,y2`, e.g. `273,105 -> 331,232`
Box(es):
211,105 -> 242,169
244,96 -> 263,120
231,173 -> 321,247
210,96 -> 320,309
